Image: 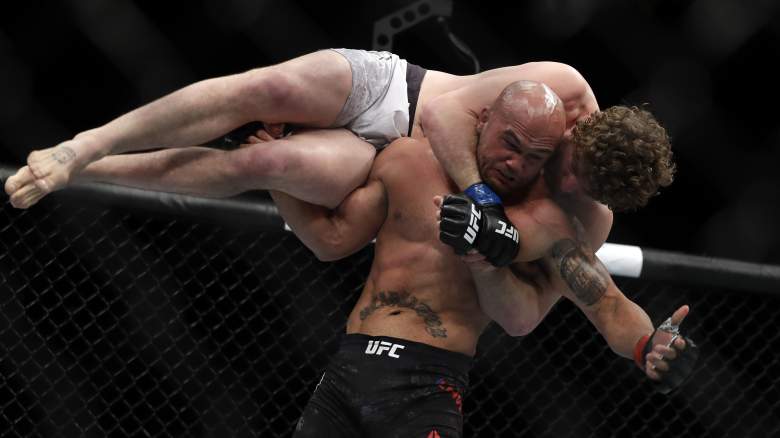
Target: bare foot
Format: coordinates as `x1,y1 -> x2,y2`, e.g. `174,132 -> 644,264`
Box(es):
5,166 -> 45,209
20,137 -> 99,207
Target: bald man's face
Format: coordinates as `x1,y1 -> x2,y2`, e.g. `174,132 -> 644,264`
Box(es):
475,102 -> 563,197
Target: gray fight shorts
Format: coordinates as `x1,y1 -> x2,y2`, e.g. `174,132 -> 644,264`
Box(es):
329,48 -> 426,149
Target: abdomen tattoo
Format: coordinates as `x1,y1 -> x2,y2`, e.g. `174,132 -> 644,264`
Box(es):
551,239 -> 608,306
359,291 -> 447,338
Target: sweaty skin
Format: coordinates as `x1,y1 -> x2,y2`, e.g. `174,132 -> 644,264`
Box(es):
419,62 -> 612,246
272,136 -> 657,360
274,139 -> 492,356
6,57 -> 604,225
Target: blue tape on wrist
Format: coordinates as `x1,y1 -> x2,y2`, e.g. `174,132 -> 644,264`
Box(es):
465,183 -> 502,206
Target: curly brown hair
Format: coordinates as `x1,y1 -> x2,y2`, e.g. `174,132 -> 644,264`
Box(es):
571,105 -> 675,212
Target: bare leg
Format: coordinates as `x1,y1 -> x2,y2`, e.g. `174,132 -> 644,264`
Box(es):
9,50 -> 353,207
7,129 -> 375,210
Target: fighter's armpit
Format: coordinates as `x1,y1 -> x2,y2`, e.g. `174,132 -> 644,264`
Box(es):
507,261 -> 548,293
551,238 -> 609,306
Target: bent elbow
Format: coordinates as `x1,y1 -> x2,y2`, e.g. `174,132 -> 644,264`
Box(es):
312,250 -> 341,262
497,313 -> 538,337
311,244 -> 351,262
503,321 -> 534,337
309,234 -> 356,262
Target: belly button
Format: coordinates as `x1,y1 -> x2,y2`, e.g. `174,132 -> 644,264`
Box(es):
389,310 -> 402,316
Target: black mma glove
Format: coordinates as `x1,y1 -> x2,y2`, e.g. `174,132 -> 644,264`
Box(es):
438,183 -> 520,267
439,193 -> 482,256
634,315 -> 699,394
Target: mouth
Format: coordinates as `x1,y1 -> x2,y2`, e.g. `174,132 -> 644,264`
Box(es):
489,169 -> 514,190
493,168 -> 515,184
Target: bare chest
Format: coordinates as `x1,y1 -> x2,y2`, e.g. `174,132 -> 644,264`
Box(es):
382,156 -> 456,243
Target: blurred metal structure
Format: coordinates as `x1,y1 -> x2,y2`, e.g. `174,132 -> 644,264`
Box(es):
372,0 -> 453,51
372,0 -> 480,72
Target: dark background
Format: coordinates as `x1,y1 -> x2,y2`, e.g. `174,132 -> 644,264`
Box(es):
1,0 -> 779,262
1,2 -> 779,437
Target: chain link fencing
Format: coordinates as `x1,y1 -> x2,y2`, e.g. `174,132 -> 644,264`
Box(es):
1,197 -> 778,437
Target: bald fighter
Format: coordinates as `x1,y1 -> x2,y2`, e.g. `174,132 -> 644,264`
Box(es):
36,80 -> 693,435
270,82 -> 695,437
5,50 -> 671,270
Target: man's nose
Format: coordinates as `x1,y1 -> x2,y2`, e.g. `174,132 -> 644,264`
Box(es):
505,156 -> 525,173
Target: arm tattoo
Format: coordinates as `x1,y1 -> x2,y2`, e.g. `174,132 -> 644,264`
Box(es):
359,291 -> 448,338
551,239 -> 609,306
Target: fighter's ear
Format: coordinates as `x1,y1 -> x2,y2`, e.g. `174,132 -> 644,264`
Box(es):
476,107 -> 490,132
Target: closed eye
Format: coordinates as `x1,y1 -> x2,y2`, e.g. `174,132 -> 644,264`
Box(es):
504,137 -> 521,151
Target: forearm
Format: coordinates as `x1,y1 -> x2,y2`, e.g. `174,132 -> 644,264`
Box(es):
469,266 -> 542,336
77,74 -> 255,158
592,293 -> 653,359
270,190 -> 380,261
422,97 -> 482,190
78,147 -> 245,197
551,238 -> 652,358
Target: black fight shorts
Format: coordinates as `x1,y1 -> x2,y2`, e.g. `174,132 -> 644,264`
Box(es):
293,334 -> 472,438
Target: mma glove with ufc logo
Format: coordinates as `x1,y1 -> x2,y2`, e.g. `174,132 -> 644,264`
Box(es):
438,183 -> 520,267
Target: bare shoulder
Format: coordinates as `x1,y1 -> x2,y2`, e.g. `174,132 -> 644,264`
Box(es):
504,197 -> 569,231
528,197 -> 576,238
477,62 -> 598,117
575,199 -> 613,249
504,197 -> 576,261
372,137 -> 430,175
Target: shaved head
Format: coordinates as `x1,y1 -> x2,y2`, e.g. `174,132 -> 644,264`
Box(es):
492,80 -> 566,136
475,80 -> 567,197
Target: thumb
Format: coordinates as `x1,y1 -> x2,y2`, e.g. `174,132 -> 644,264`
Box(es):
670,304 -> 690,326
433,195 -> 443,208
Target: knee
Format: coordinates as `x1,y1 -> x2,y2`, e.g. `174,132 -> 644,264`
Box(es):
239,68 -> 298,115
234,142 -> 301,182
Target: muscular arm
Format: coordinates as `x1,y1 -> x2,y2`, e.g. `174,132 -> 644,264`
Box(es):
548,238 -> 653,358
502,199 -> 651,357
270,174 -> 387,262
466,200 -> 571,334
469,262 -> 561,336
422,62 -> 598,191
421,93 -> 482,190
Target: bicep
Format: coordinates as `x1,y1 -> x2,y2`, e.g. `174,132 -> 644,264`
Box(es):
546,240 -> 625,331
332,177 -> 387,243
507,262 -> 563,331
550,238 -> 611,307
531,62 -> 598,113
274,175 -> 387,261
425,73 -> 518,118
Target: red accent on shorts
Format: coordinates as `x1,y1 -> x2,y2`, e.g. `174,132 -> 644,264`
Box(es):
437,378 -> 463,413
427,430 -> 441,438
634,334 -> 651,369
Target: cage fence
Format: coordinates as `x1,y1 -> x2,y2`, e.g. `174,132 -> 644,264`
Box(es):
1,184 -> 779,438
